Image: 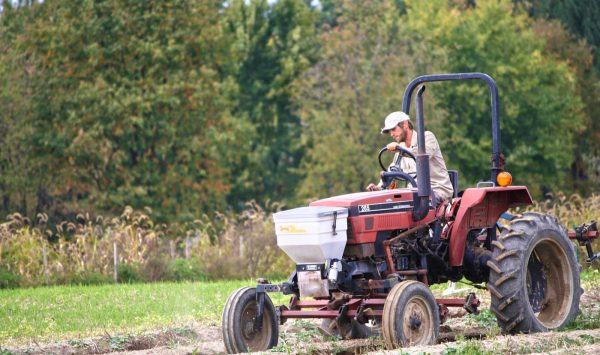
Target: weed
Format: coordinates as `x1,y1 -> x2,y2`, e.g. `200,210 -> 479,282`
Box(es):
172,325 -> 194,337
465,309 -> 497,329
108,335 -> 130,351
579,334 -> 596,342
166,339 -> 180,349
563,305 -> 600,330
117,263 -> 143,283
329,342 -> 346,355
269,332 -> 293,353
0,268 -> 20,289
442,340 -> 490,355
71,271 -> 112,286
67,339 -> 89,349
166,258 -> 206,282
293,320 -> 320,343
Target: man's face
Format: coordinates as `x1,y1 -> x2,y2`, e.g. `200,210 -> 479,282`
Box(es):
389,122 -> 405,142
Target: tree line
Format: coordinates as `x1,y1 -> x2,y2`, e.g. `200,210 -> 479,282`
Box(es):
0,0 -> 599,223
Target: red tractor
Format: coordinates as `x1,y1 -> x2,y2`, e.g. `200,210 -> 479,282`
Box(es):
221,73 -> 599,353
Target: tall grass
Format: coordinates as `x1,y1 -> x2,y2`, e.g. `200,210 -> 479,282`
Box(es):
525,193 -> 600,227
1,193 -> 598,288
0,202 -> 292,288
523,193 -> 600,269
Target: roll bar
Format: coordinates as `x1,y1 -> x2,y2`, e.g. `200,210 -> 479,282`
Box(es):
401,73 -> 503,183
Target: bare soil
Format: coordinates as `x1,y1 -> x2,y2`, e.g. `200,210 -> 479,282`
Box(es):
5,285 -> 600,355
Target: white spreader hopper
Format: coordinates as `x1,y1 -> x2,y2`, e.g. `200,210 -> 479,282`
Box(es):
273,206 -> 348,264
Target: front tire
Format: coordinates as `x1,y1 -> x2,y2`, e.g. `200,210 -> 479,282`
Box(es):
488,212 -> 581,333
222,287 -> 279,353
382,280 -> 440,349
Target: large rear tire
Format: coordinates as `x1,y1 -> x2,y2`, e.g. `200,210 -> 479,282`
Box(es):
382,280 -> 440,349
222,287 -> 279,353
488,212 -> 581,333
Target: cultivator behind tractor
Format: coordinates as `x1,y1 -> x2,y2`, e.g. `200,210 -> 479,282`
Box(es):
221,73 -> 600,353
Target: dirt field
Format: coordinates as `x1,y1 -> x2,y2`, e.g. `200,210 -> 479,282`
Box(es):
6,284 -> 600,354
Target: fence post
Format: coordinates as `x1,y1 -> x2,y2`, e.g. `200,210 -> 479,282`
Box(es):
170,239 -> 176,260
113,240 -> 118,283
42,243 -> 49,285
185,237 -> 191,259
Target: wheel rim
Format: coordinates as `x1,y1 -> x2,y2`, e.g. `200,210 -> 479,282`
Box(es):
402,295 -> 433,346
525,237 -> 573,328
240,302 -> 273,351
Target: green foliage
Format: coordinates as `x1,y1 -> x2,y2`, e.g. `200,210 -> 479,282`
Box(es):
71,271 -> 112,286
521,0 -> 600,71
0,280 -> 254,344
0,267 -> 20,289
165,258 -> 207,282
523,193 -> 600,267
404,0 -> 585,195
465,309 -> 497,328
222,0 -> 318,206
563,305 -> 600,330
528,17 -> 600,195
1,0 -> 600,227
117,263 -> 143,283
0,204 -> 291,287
296,0 -> 410,199
443,341 -> 490,355
0,3 -> 41,218
1,0 -> 243,222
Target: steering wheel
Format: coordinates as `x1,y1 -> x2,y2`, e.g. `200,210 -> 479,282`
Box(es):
377,146 -> 418,189
378,146 -> 417,171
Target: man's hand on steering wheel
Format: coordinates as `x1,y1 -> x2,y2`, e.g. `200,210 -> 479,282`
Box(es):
373,144 -> 418,190
386,142 -> 400,152
378,144 -> 416,171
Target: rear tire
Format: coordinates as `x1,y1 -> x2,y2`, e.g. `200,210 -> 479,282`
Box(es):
222,287 -> 279,353
382,280 -> 439,349
488,212 -> 581,333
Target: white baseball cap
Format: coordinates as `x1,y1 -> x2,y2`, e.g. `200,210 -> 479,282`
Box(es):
381,111 -> 410,134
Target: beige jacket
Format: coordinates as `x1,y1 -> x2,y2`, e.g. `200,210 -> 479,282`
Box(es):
393,130 -> 454,202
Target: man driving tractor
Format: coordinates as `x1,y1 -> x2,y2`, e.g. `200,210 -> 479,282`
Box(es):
366,111 -> 453,205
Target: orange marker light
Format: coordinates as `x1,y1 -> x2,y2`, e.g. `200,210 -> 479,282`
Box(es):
496,171 -> 513,187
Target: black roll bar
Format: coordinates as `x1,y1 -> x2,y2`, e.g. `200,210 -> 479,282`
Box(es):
412,85 -> 430,221
401,73 -> 503,183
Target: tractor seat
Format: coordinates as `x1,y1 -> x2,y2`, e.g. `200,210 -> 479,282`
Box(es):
448,170 -> 458,198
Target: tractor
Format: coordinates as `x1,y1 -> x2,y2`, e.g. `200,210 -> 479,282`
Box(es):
221,73 -> 599,353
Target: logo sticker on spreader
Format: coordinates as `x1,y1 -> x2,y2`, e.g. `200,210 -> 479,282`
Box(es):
279,225 -> 307,233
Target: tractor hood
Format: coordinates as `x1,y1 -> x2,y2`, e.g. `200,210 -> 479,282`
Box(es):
309,188 -> 417,217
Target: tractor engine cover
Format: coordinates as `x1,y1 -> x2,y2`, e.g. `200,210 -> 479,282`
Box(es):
273,206 -> 348,264
310,189 -> 435,245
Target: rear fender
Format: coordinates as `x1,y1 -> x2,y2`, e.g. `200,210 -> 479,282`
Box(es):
448,186 -> 532,266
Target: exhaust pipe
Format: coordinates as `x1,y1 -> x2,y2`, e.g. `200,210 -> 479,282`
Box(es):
412,85 -> 431,221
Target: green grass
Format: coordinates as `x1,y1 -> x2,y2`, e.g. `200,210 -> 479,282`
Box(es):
3,269 -> 600,347
0,280 -> 288,345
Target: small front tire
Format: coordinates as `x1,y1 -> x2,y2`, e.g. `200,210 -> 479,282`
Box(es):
382,280 -> 440,349
222,287 -> 279,353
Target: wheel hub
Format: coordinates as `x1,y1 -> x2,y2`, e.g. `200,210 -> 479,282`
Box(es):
527,250 -> 547,313
243,319 -> 255,338
409,314 -> 422,330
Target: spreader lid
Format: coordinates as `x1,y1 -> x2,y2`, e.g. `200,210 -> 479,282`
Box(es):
273,206 -> 348,220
